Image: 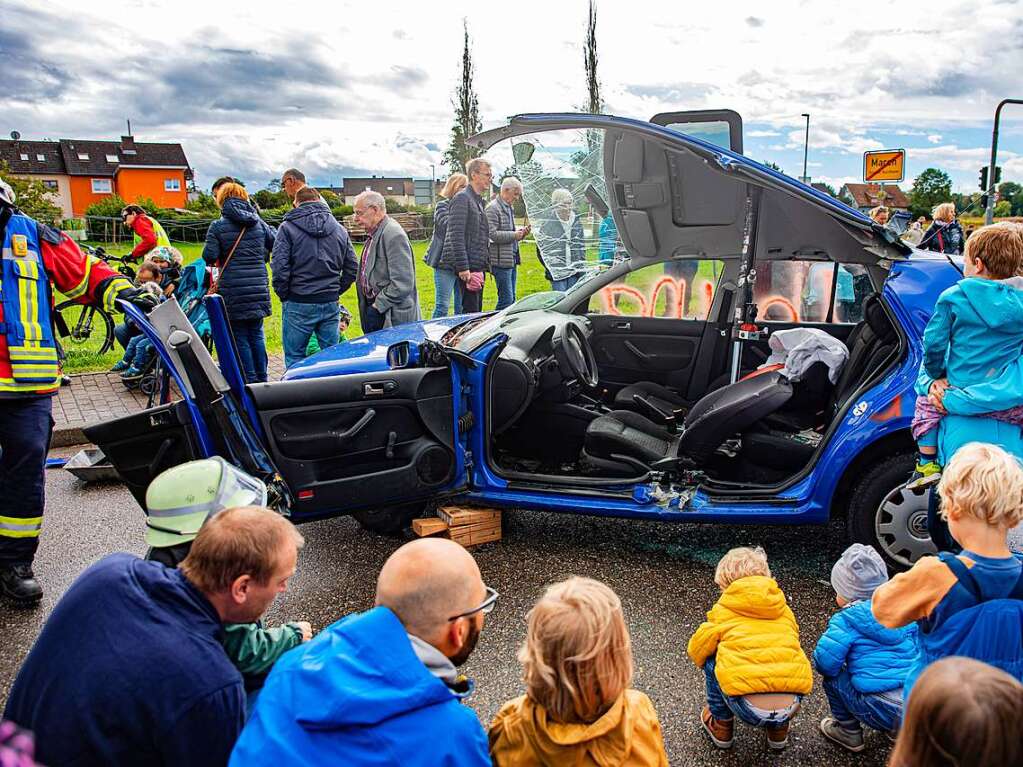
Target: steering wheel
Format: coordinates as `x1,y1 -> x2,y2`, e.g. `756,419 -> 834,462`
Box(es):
561,322 -> 599,389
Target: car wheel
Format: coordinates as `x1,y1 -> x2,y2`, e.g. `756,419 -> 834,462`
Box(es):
846,453 -> 937,570
352,503 -> 424,536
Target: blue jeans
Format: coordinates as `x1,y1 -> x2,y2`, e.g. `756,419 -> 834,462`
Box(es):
282,302 -> 338,370
123,336 -> 154,369
114,321 -> 139,350
432,268 -> 462,318
550,274 -> 580,292
704,658 -> 802,730
0,397 -> 53,564
492,266 -> 517,310
232,318 -> 268,383
821,671 -> 902,733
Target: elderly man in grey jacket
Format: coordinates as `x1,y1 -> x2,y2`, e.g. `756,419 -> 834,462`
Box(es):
486,176 -> 530,310
353,191 -> 420,332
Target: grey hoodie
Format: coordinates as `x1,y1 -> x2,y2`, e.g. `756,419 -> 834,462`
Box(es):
271,200 -> 358,303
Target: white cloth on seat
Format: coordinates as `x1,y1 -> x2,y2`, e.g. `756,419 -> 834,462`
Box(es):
764,327 -> 849,384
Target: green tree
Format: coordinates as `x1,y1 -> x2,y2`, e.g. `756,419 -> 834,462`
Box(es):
816,182 -> 837,198
320,189 -> 342,207
908,167 -> 952,219
84,194 -> 129,218
442,20 -> 483,175
186,192 -> 220,215
0,162 -> 62,224
994,200 -> 1012,218
997,181 -> 1022,215
761,160 -> 784,174
584,1 -> 602,115
253,188 -> 289,210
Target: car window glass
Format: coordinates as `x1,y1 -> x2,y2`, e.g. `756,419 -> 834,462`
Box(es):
753,261 -> 872,324
591,259 -> 724,320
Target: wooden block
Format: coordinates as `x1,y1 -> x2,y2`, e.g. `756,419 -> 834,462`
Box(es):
437,506 -> 501,527
449,519 -> 500,537
449,522 -> 502,548
412,517 -> 449,537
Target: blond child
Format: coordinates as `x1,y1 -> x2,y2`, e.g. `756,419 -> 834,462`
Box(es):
887,657 -> 1023,767
872,442 -> 1023,696
687,547 -> 812,752
489,577 -> 668,766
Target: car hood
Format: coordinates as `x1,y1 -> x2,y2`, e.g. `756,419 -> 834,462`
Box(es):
282,315 -> 468,379
470,113 -> 908,267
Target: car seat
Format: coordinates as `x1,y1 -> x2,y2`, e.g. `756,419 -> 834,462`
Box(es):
583,371 -> 794,470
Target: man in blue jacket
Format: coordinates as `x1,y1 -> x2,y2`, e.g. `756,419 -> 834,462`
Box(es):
3,507 -> 304,767
231,538 -> 494,766
272,187 -> 357,368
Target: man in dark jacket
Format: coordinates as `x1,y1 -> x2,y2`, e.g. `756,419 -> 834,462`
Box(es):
230,538 -> 493,766
3,507 -> 304,767
442,158 -> 492,313
272,187 -> 357,368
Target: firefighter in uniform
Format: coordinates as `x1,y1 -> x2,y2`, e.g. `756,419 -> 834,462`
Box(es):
0,180 -> 157,604
121,204 -> 170,262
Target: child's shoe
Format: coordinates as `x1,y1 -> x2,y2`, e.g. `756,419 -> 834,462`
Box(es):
700,707 -> 734,749
766,722 -> 790,751
110,359 -> 129,372
906,461 -> 942,490
819,717 -> 865,752
120,366 -> 143,380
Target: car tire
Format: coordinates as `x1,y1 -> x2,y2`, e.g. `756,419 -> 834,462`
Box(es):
352,503 -> 424,536
846,452 -> 936,570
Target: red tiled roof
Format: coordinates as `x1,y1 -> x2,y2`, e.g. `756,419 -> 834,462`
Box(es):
840,183 -> 910,209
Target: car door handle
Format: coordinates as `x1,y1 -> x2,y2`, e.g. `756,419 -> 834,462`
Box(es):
624,341 -> 654,361
363,380 -> 397,397
332,409 -> 376,441
612,321 -> 631,330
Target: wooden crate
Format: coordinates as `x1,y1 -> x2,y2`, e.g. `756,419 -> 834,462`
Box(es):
437,506 -> 501,527
414,506 -> 502,549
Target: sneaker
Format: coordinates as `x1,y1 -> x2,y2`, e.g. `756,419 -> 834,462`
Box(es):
0,563 -> 43,606
110,360 -> 130,372
700,707 -> 734,749
906,461 -> 942,490
120,366 -> 143,380
766,722 -> 790,751
819,717 -> 865,752
60,374 -> 72,387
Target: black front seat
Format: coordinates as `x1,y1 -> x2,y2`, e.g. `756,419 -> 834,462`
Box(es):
584,371 -> 794,470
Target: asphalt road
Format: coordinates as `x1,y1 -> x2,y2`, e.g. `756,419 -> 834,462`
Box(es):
0,463 -> 896,766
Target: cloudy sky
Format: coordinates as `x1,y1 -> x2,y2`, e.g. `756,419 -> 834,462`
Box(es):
4,0 -> 1022,198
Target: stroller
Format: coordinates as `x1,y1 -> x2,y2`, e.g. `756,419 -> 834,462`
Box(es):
131,259 -> 213,406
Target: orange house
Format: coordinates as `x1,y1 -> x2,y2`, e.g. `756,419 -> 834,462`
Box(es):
59,136 -> 191,215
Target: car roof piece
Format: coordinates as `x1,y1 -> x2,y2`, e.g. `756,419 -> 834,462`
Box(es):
470,114 -> 909,266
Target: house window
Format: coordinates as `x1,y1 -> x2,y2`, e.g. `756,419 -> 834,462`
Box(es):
164,178 -> 181,192
106,154 -> 119,163
41,180 -> 58,190
36,154 -> 45,162
91,178 -> 112,194
78,153 -> 90,160
19,153 -> 28,161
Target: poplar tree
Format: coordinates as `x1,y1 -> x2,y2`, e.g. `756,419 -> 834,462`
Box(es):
584,0 -> 602,115
443,20 -> 483,175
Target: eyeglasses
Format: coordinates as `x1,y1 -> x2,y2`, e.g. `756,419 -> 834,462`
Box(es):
448,585 -> 499,621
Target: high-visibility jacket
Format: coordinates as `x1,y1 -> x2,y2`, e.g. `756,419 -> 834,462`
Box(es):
129,214 -> 170,261
0,212 -> 131,397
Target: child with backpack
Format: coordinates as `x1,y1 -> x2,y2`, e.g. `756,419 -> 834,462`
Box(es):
872,442 -> 1023,696
687,546 -> 812,752
813,544 -> 918,752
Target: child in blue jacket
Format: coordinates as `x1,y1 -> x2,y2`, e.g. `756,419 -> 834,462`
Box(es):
814,544 -> 918,753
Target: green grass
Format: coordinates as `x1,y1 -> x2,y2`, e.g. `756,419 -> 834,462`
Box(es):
62,239 -> 556,373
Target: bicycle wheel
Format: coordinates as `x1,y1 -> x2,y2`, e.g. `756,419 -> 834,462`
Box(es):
54,300 -> 116,355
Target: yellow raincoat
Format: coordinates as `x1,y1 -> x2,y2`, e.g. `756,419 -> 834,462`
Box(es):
489,689 -> 669,766
686,575 -> 812,696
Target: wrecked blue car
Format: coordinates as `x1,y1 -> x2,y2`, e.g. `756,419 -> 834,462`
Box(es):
87,111 -> 961,568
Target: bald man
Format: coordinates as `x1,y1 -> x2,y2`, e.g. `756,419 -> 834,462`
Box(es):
230,538 -> 494,766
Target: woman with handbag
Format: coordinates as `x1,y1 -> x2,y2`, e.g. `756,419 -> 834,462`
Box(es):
202,182 -> 276,383
425,173 -> 467,318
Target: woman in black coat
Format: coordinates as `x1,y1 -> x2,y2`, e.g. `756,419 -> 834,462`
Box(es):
202,183 -> 276,382
920,202 -> 965,255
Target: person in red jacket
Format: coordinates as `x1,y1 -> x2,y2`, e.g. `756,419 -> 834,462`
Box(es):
0,181 -> 157,603
121,204 -> 171,262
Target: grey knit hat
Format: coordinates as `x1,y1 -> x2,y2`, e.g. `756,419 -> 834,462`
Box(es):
831,543 -> 889,602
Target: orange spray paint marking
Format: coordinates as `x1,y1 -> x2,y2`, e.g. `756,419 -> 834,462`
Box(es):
759,295 -> 800,322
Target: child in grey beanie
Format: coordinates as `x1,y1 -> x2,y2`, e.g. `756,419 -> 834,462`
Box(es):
830,543 -> 889,605
812,543 -> 918,752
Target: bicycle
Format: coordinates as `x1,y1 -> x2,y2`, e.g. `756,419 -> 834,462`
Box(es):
54,246 -> 137,355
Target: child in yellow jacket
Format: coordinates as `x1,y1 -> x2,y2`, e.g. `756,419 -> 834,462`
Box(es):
687,546 -> 813,752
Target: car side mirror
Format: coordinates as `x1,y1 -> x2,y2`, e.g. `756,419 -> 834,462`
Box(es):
387,341 -> 420,369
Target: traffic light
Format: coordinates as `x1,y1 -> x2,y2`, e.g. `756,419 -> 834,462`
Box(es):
994,166 -> 1002,185
980,166 -> 989,191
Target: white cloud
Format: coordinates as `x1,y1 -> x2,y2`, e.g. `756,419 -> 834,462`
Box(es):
748,130 -> 782,138
927,134 -> 943,144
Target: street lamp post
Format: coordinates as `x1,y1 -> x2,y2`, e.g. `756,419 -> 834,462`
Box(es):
984,98 -> 1023,225
801,113 -> 810,185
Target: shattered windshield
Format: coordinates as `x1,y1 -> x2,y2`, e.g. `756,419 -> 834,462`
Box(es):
488,128 -> 628,290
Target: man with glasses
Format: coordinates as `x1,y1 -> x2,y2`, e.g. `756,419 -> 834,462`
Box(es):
280,168 -> 307,206
231,538 -> 494,766
441,158 -> 493,314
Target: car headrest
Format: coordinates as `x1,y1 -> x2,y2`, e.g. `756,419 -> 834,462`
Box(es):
862,294 -> 896,342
